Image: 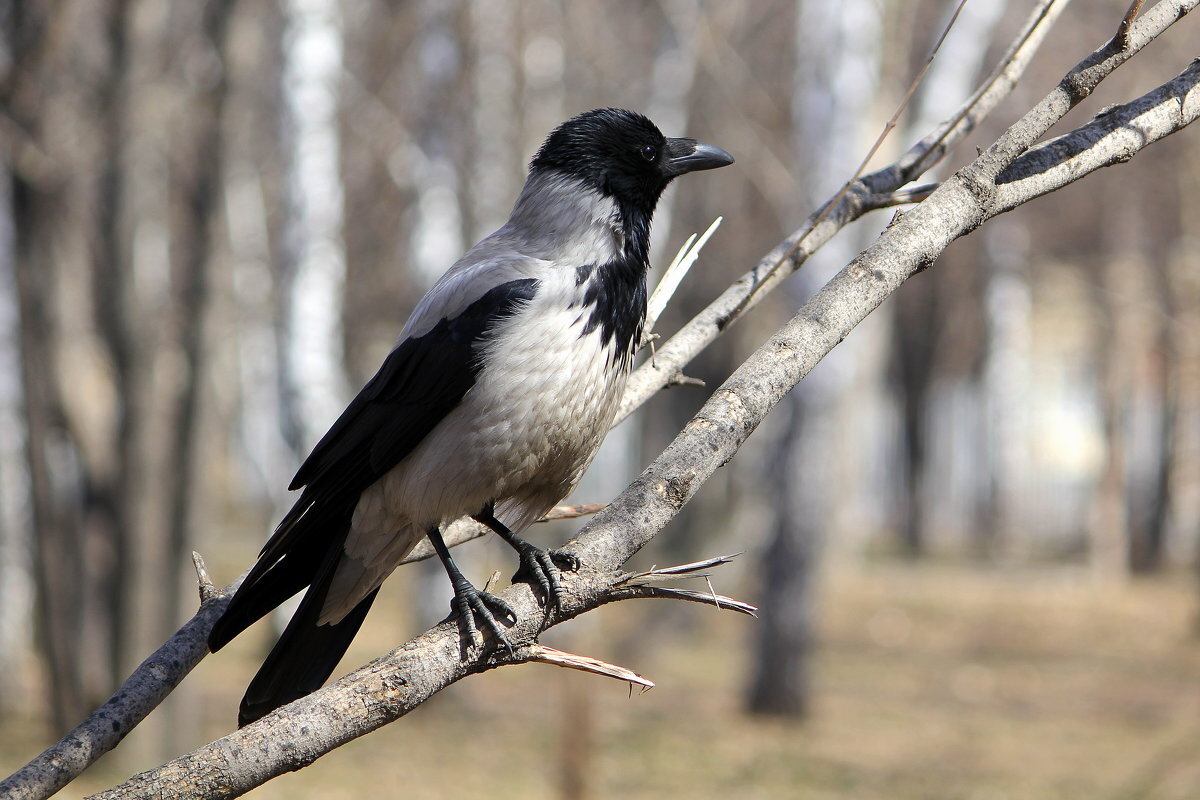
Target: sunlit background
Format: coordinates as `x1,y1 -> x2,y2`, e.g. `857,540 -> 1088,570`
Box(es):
3,1 -> 1200,798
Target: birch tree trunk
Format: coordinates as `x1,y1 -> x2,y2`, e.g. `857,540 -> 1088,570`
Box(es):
277,0 -> 350,459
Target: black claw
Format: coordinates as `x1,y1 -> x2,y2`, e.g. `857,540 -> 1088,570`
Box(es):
449,582 -> 516,654
429,526 -> 518,655
470,511 -> 579,611
513,545 -> 578,610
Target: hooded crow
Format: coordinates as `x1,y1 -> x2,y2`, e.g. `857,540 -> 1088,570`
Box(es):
208,108 -> 734,726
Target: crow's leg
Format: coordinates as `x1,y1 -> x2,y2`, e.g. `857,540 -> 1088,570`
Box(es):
473,507 -> 579,609
428,527 -> 515,653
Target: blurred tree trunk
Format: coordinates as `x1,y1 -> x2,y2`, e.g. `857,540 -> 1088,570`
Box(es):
979,222 -> 1031,555
228,0 -> 292,506
276,0 -> 349,461
1128,248 -> 1175,573
1169,152 -> 1200,616
161,0 -> 237,651
891,278 -> 938,557
467,0 -> 518,240
0,134 -> 34,714
1124,179 -> 1185,575
5,0 -> 99,730
13,170 -> 92,733
90,0 -> 140,686
891,0 -> 1005,558
0,1 -> 37,714
746,0 -> 883,717
746,393 -> 815,716
1088,216 -> 1140,581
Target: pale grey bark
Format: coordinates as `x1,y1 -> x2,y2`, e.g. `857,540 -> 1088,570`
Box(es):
5,2 -> 1197,798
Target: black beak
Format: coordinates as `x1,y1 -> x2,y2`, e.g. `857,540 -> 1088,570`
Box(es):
665,138 -> 735,177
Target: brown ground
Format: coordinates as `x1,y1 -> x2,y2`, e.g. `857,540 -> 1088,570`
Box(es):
6,562 -> 1200,799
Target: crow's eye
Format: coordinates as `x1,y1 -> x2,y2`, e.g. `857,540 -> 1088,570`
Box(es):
639,144 -> 657,162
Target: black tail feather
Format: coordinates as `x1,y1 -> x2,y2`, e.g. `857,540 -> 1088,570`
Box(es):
208,550 -> 324,653
208,492 -> 357,653
237,580 -> 381,727
207,490 -> 369,726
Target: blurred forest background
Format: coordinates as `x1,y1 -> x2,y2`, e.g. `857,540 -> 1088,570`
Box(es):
3,0 -> 1200,798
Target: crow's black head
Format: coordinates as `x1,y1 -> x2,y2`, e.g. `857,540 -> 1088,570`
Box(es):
530,108 -> 733,216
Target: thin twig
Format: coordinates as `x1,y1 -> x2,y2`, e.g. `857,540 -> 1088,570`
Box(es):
540,503 -> 606,521
665,373 -> 705,389
615,554 -> 752,615
523,645 -> 655,689
860,183 -> 939,209
1115,0 -> 1147,49
616,0 -> 1071,425
730,0 -> 971,318
611,585 -> 758,617
619,553 -> 743,582
192,551 -> 217,605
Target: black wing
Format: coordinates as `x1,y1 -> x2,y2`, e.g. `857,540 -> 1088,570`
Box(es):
208,277 -> 538,652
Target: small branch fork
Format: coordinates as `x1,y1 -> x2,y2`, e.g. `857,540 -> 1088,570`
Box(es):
192,552 -> 218,605
480,555 -> 758,692
495,554 -> 753,691
1115,0 -> 1148,49
611,554 -> 758,617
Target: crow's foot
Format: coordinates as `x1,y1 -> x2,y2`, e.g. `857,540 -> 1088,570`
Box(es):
512,544 -> 580,610
449,580 -> 516,654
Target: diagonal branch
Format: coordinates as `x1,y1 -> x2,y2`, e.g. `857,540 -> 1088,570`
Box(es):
992,59 -> 1200,212
79,4 -> 1199,797
0,577 -> 242,800
615,0 -> 1072,424
0,497 -> 604,800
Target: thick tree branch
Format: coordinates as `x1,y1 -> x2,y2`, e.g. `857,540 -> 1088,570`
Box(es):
79,4 -> 1198,797
993,59 -> 1200,212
